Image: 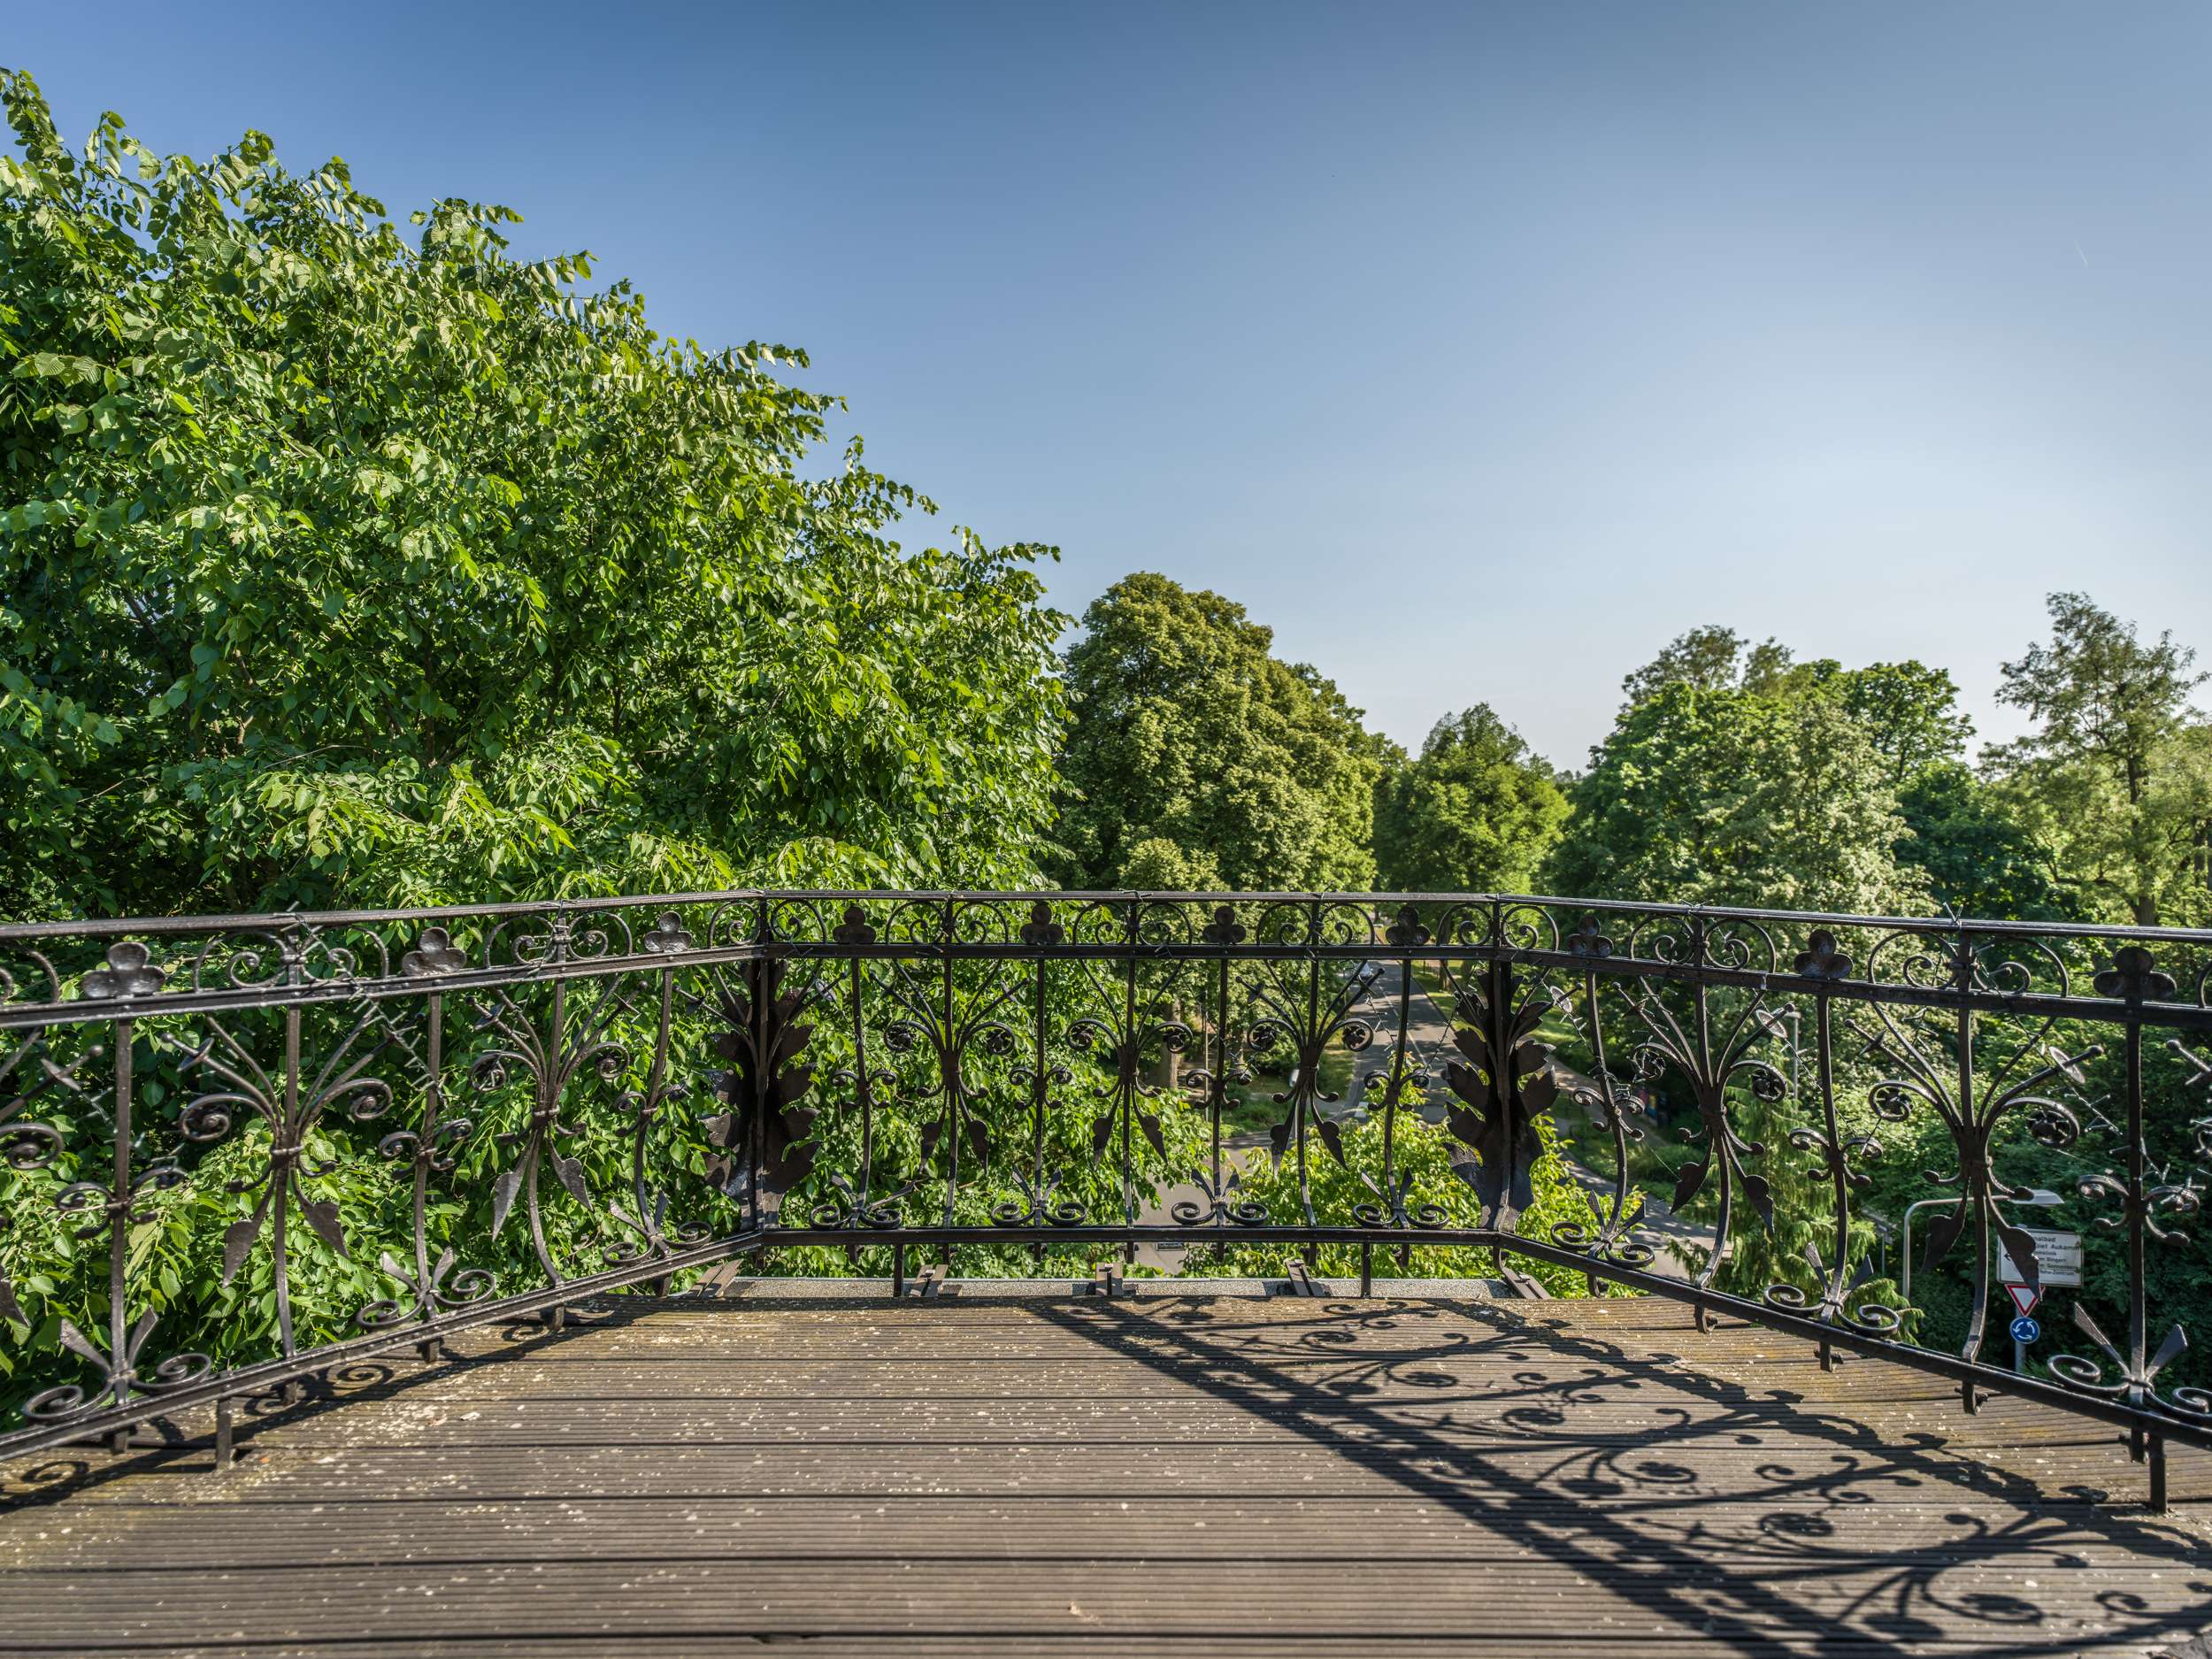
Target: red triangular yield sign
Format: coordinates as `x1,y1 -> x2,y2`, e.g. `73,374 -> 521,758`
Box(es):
2005,1282 -> 2041,1317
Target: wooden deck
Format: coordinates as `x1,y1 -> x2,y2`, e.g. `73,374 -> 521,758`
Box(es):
3,1286 -> 2209,1657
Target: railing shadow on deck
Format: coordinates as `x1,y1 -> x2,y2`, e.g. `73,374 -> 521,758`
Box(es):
1031,1293 -> 2212,1659
8,1287 -> 2207,1656
0,1301 -> 634,1509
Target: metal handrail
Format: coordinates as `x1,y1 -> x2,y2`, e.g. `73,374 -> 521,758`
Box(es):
1,889 -> 2206,1508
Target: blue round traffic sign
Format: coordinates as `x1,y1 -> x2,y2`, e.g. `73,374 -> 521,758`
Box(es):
2010,1315 -> 2040,1344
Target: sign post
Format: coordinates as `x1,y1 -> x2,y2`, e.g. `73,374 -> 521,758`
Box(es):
1996,1229 -> 2079,1373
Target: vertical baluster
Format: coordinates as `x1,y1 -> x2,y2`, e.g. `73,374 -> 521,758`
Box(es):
852,955 -> 874,1202
1210,949 -> 1228,1216
1494,955 -> 1517,1218
1813,988 -> 1841,1371
541,972 -> 570,1335
1387,929 -> 1414,1273
745,896 -> 770,1241
1119,900 -> 1139,1260
1298,899 -> 1321,1261
415,989 -> 444,1361
1954,924 -> 1982,1408
1688,914 -> 1722,1333
1031,945 -> 1048,1268
642,964 -> 674,1296
273,1004 -> 300,1361
2122,979 -> 2149,1460
104,1016 -> 134,1450
1486,947 -> 1516,1283
1578,956 -> 1630,1293
940,895 -> 958,1251
1379,938 -> 1408,1227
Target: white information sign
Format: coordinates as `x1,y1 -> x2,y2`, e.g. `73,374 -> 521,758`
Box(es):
1997,1227 -> 2083,1289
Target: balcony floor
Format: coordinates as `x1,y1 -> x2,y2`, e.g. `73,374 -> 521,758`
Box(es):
2,1286 -> 2208,1657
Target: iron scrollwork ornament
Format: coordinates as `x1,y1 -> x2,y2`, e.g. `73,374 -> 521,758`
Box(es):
1441,965 -> 1558,1233
1859,930 -> 2098,1360
706,957 -> 818,1221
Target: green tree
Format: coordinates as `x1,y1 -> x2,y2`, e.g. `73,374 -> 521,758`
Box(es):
1372,704 -> 1568,894
1985,594 -> 2208,926
1622,624 -> 1770,705
1806,661 -> 2053,918
1050,572 -> 1387,892
1894,761 -> 2069,920
1544,683 -> 1928,915
0,70 -> 1066,920
1831,661 -> 1976,788
1619,623 -> 1816,704
1576,627 -> 2009,916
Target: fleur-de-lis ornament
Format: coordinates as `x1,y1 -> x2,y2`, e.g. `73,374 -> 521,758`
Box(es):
2094,945 -> 2175,1003
2048,1302 -> 2190,1408
360,1248 -> 493,1329
1565,916 -> 1614,961
25,1311 -> 201,1421
402,927 -> 468,977
808,1168 -> 911,1230
1385,905 -> 1430,949
81,941 -> 165,1001
1171,1164 -> 1267,1225
992,1169 -> 1087,1226
467,982 -> 629,1280
31,1158 -> 200,1418
1793,930 -> 1852,980
641,912 -> 695,954
173,1008 -> 393,1362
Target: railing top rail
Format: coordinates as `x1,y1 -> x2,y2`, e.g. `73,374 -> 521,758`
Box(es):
8,887 -> 2212,947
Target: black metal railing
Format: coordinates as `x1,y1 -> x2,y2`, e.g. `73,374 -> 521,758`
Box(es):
4,891 -> 2210,1500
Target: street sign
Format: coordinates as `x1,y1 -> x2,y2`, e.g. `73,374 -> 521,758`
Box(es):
2010,1315 -> 2041,1345
1997,1228 -> 2083,1288
2005,1281 -> 2041,1317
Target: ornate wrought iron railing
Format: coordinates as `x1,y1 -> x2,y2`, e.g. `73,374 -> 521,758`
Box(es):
4,891 -> 2211,1501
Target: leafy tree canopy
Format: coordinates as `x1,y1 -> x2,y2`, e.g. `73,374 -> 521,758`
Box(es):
1620,624 -> 1781,705
1372,704 -> 1567,895
1572,623 -> 2018,915
0,70 -> 1066,919
1985,593 -> 2209,926
1832,660 -> 1976,788
1050,572 -> 1387,892
1544,681 -> 1929,915
1895,760 -> 2070,921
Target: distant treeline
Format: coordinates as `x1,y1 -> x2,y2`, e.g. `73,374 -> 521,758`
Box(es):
1052,572 -> 2208,928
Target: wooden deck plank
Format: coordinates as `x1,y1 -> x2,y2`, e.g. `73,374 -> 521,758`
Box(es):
2,1292 -> 2207,1657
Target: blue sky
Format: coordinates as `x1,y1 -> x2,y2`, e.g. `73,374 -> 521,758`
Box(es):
10,3 -> 2208,765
